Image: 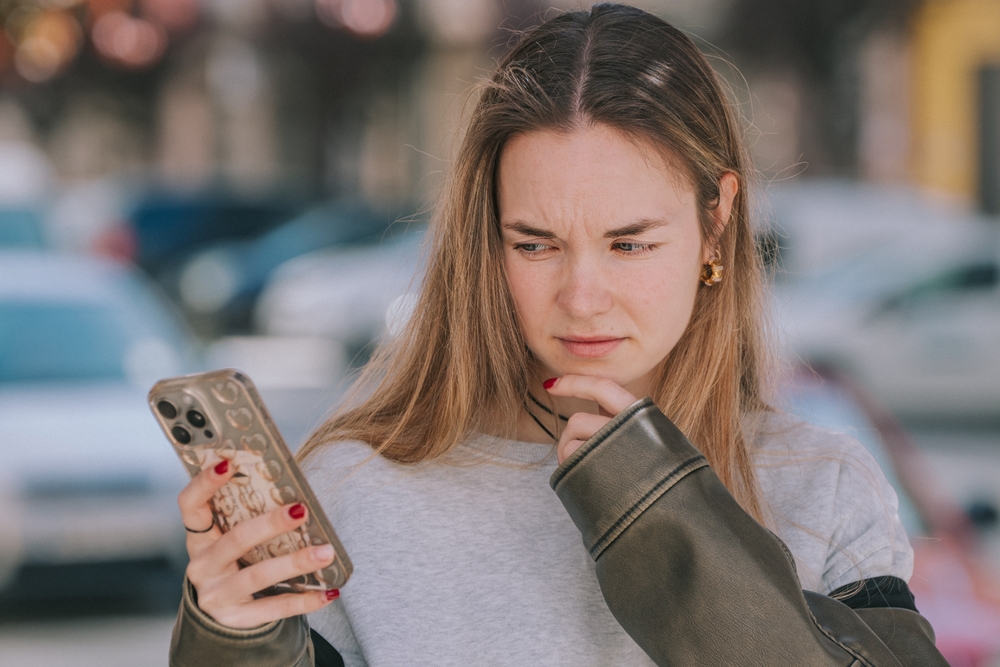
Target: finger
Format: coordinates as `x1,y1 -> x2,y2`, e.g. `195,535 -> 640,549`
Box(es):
208,589 -> 340,630
544,375 -> 638,415
195,503 -> 309,580
178,460 -> 235,541
557,412 -> 610,463
230,544 -> 336,597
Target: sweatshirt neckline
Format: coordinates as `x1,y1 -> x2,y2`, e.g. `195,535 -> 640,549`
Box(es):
460,433 -> 558,466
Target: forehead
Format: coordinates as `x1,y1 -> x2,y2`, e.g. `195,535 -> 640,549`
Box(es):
496,124 -> 696,229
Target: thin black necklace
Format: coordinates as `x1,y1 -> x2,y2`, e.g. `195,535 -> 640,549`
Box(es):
527,393 -> 571,422
523,403 -> 557,441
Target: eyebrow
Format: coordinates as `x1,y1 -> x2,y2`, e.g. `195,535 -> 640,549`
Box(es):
602,218 -> 669,238
501,218 -> 669,239
501,221 -> 556,239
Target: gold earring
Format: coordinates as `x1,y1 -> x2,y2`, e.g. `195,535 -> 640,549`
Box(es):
701,255 -> 724,286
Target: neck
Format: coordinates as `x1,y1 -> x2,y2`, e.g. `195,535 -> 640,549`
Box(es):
515,371 -> 652,444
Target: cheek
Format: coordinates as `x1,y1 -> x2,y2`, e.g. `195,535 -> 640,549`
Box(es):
629,258 -> 701,352
503,255 -> 548,338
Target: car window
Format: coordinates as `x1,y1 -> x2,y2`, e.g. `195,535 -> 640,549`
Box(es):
883,262 -> 998,312
0,301 -> 131,382
0,209 -> 45,248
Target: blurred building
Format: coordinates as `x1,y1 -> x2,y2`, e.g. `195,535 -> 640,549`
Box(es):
2,0 -> 1000,215
911,0 -> 1000,212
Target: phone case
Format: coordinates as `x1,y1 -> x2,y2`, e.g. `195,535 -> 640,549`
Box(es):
148,368 -> 352,592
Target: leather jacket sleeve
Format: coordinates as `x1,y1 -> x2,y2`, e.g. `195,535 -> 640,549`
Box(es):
169,578 -> 315,667
549,398 -> 950,667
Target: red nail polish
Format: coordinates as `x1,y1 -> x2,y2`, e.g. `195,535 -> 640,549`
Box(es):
325,589 -> 340,600
543,377 -> 558,389
214,460 -> 229,475
288,503 -> 306,520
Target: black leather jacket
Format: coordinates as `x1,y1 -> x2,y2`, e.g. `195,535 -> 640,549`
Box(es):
170,399 -> 949,666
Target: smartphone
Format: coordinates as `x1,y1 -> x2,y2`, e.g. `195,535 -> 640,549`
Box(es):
148,368 -> 352,592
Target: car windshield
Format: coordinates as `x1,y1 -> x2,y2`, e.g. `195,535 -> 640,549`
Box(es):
785,230 -> 995,306
0,301 -> 131,382
0,209 -> 45,249
0,269 -> 193,384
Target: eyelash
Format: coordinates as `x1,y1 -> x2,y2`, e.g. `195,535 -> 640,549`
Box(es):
512,241 -> 655,257
612,241 -> 654,256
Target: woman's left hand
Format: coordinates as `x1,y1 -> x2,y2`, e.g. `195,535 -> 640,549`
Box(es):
544,375 -> 638,464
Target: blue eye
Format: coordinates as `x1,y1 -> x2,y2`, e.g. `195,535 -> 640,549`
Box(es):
613,242 -> 653,255
514,243 -> 550,255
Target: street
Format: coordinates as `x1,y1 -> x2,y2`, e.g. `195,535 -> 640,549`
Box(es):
0,615 -> 175,666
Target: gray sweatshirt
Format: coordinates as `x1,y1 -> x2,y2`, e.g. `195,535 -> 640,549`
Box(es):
300,412 -> 913,667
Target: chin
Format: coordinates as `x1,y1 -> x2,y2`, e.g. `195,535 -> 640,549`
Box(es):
551,355 -> 642,385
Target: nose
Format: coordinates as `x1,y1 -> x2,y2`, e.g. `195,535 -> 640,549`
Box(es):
555,254 -> 614,319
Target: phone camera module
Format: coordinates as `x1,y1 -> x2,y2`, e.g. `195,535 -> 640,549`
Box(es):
171,425 -> 192,445
157,400 -> 178,419
187,410 -> 207,428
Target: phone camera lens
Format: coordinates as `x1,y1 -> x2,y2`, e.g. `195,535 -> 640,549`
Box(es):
204,430 -> 214,438
187,410 -> 207,428
157,400 -> 178,419
171,425 -> 192,445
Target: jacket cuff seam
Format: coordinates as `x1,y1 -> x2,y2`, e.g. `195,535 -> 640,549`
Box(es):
182,577 -> 282,640
590,454 -> 708,558
550,397 -> 653,487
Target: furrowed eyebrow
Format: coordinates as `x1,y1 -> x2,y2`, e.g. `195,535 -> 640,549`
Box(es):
501,221 -> 556,239
603,218 -> 668,238
501,218 -> 669,239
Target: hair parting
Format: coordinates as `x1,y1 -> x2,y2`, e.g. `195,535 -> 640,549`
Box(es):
298,3 -> 773,522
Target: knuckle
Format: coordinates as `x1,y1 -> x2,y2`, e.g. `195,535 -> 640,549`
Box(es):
177,487 -> 195,511
293,547 -> 318,572
228,517 -> 263,548
245,562 -> 274,592
185,560 -> 204,585
272,506 -> 295,530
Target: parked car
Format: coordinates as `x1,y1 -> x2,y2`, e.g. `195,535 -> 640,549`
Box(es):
782,365 -> 1000,666
774,219 -> 1000,422
0,251 -> 199,604
255,225 -> 427,359
759,179 -> 961,279
0,208 -> 46,249
175,200 -> 404,335
127,192 -> 303,277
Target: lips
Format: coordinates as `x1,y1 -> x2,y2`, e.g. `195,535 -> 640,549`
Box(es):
557,336 -> 625,358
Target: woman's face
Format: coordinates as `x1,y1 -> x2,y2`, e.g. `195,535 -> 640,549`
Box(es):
498,124 -> 732,397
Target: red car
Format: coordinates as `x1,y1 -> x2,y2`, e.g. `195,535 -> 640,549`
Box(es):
783,366 -> 1000,666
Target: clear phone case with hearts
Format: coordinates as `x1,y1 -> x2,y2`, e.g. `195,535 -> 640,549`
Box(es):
148,369 -> 352,592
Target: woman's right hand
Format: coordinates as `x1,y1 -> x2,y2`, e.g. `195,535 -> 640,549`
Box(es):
176,459 -> 340,629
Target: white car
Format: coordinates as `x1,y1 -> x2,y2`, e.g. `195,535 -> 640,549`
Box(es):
774,221 -> 1000,421
760,179 -> 959,279
0,251 -> 198,599
255,227 -> 427,353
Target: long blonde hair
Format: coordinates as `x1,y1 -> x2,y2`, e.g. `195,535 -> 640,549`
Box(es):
299,4 -> 771,521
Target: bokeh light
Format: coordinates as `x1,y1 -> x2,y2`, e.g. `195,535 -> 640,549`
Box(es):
0,31 -> 13,75
13,10 -> 82,82
140,0 -> 199,33
92,10 -> 165,68
86,0 -> 132,19
316,0 -> 397,38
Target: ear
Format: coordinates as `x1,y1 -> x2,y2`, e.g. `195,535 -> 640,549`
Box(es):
702,172 -> 739,263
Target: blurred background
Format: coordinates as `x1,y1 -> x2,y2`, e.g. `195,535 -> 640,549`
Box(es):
1,0 -> 999,664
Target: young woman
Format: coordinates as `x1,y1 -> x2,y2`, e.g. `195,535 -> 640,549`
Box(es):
170,5 -> 948,665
